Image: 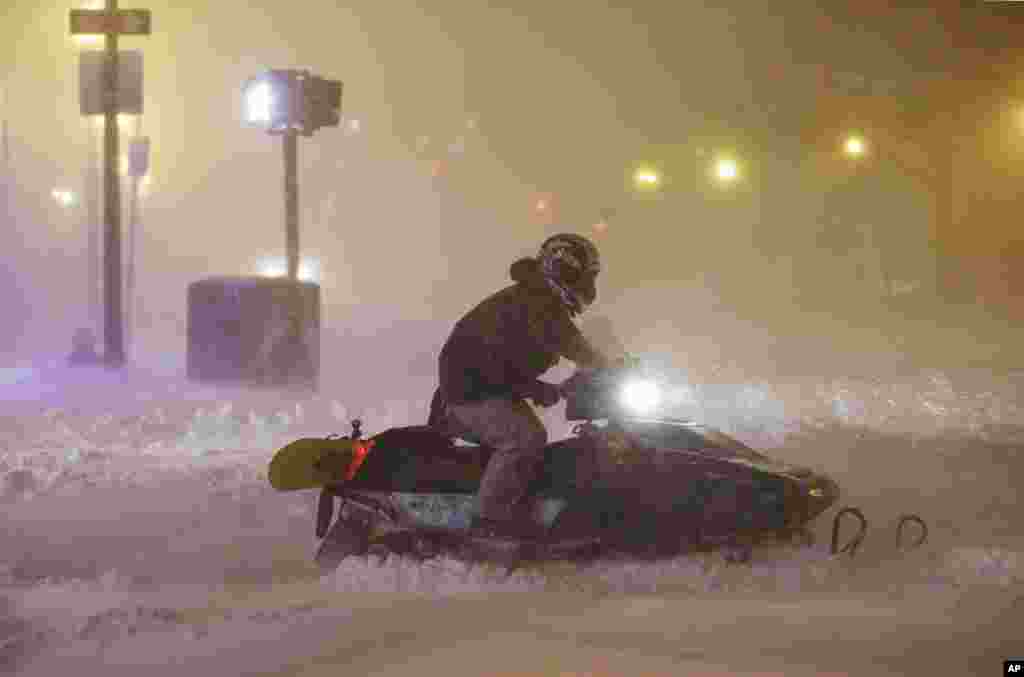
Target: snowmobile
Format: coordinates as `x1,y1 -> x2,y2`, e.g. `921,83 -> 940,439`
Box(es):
269,361 -> 926,571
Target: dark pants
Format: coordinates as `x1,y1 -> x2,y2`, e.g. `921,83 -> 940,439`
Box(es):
443,397 -> 548,521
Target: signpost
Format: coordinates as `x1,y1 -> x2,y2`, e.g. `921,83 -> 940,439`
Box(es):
69,1 -> 151,368
79,49 -> 143,116
70,8 -> 151,36
1,85 -> 8,229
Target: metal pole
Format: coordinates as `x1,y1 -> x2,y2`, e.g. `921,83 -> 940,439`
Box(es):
126,131 -> 140,358
281,129 -> 306,387
102,0 -> 125,367
284,130 -> 299,280
85,119 -> 100,339
125,173 -> 137,356
1,83 -> 9,226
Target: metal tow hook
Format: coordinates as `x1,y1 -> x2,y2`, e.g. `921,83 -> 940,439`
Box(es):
831,506 -> 868,556
830,507 -> 929,557
895,514 -> 928,551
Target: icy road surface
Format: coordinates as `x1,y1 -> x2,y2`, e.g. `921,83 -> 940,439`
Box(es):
1,361 -> 1022,676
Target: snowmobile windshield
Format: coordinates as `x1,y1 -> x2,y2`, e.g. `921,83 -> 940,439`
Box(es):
691,426 -> 773,462
619,419 -> 813,478
620,419 -> 773,463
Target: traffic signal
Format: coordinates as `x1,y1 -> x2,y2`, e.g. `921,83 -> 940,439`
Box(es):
242,69 -> 301,133
301,75 -> 343,136
243,70 -> 343,136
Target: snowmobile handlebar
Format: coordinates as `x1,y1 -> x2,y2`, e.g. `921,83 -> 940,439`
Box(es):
561,355 -> 641,390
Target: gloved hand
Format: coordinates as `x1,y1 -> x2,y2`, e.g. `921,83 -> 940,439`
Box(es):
615,354 -> 640,370
530,381 -> 562,408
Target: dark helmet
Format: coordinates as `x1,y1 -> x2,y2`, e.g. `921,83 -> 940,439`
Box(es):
538,233 -> 601,315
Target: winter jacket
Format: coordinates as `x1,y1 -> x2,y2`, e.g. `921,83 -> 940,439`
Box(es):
436,257 -> 606,406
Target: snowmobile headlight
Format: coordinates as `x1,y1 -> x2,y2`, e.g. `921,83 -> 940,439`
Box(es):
619,379 -> 662,415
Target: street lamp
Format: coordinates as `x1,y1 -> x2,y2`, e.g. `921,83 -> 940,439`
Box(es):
711,157 -> 740,185
241,68 -> 343,280
256,255 -> 321,283
531,192 -> 557,223
633,167 -> 661,189
838,133 -> 893,298
843,134 -> 868,158
243,79 -> 275,127
51,188 -> 78,208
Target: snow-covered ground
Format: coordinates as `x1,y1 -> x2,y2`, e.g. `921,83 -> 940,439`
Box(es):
2,357 -> 1022,675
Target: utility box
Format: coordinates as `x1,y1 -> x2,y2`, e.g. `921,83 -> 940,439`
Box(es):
187,276 -> 320,390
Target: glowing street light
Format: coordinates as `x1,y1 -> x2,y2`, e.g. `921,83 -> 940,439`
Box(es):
51,188 -> 78,208
532,192 -> 557,222
633,167 -> 661,190
243,79 -> 274,126
712,157 -> 739,184
844,134 -> 867,158
241,68 -> 343,281
241,69 -> 342,136
256,255 -> 320,283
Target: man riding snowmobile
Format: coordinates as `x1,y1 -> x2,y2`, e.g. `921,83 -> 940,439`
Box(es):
428,233 -> 612,540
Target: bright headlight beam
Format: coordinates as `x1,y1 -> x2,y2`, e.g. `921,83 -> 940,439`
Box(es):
620,379 -> 662,415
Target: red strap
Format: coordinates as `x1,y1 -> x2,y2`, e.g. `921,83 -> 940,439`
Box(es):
344,440 -> 374,481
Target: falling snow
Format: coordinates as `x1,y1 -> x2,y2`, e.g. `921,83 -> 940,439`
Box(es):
0,358 -> 1020,675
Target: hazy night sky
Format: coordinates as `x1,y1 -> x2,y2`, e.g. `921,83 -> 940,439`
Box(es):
2,2 -> 1022,366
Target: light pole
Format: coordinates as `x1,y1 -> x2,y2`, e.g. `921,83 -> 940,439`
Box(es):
1,83 -> 8,223
125,128 -> 148,358
69,0 -> 153,368
841,132 -> 895,299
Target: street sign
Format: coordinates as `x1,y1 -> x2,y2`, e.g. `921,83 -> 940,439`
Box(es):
70,9 -> 151,36
79,50 -> 143,115
68,3 -> 155,370
128,136 -> 150,177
